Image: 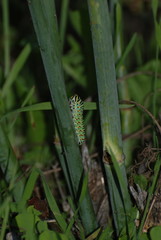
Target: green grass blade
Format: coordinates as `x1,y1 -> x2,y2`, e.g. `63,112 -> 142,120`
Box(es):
152,0 -> 160,143
66,174 -> 88,235
85,228 -> 101,240
39,230 -> 70,240
84,102 -> 97,110
138,155 -> 161,237
22,169 -> 39,202
28,0 -> 97,234
40,172 -> 76,240
116,33 -> 137,70
98,226 -> 113,240
104,156 -> 133,234
115,3 -> 135,167
1,102 -> 52,121
9,86 -> 35,130
2,0 -> 10,77
87,0 -> 134,236
87,0 -> 123,157
54,140 -> 73,198
0,123 -> 24,201
18,168 -> 39,210
152,0 -> 158,19
41,173 -> 68,232
21,86 -> 35,107
0,197 -> 10,240
2,44 -> 31,98
60,0 -> 69,50
1,101 -> 135,122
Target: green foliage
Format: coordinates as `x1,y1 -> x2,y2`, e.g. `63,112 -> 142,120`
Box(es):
2,169 -> 76,240
40,172 -> 69,233
0,0 -> 161,239
1,44 -> 31,98
39,230 -> 69,240
97,227 -> 113,240
16,206 -> 39,240
150,226 -> 161,240
133,175 -> 148,190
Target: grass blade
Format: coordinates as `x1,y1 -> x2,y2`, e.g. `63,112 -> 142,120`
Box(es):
60,0 -> 69,50
2,44 -> 31,98
0,123 -> 24,201
66,174 -> 88,235
116,33 -> 137,70
0,197 -> 10,240
1,101 -> 135,122
28,0 -> 97,234
2,0 -> 10,77
40,172 -> 76,240
87,0 -> 134,236
18,168 -> 40,211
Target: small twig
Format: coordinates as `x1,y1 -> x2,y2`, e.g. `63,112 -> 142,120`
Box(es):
44,219 -> 56,223
16,166 -> 31,182
142,196 -> 156,232
90,152 -> 99,159
120,100 -> 161,134
43,166 -> 61,175
151,148 -> 161,151
123,125 -> 151,141
117,71 -> 161,83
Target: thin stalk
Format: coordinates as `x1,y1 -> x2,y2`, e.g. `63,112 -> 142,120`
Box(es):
0,123 -> 24,201
60,0 -> 69,50
138,155 -> 161,237
152,46 -> 159,145
152,0 -> 159,145
0,197 -> 10,240
2,44 -> 31,98
2,0 -> 10,77
115,3 -> 135,167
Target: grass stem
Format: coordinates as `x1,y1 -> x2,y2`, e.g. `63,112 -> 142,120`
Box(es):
2,0 -> 10,77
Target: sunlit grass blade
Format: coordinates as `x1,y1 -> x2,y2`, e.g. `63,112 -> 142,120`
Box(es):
85,228 -> 101,240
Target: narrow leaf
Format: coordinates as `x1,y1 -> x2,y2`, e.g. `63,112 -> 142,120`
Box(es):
2,44 -> 31,97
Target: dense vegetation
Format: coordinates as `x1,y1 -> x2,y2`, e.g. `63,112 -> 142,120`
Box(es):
0,0 -> 161,239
